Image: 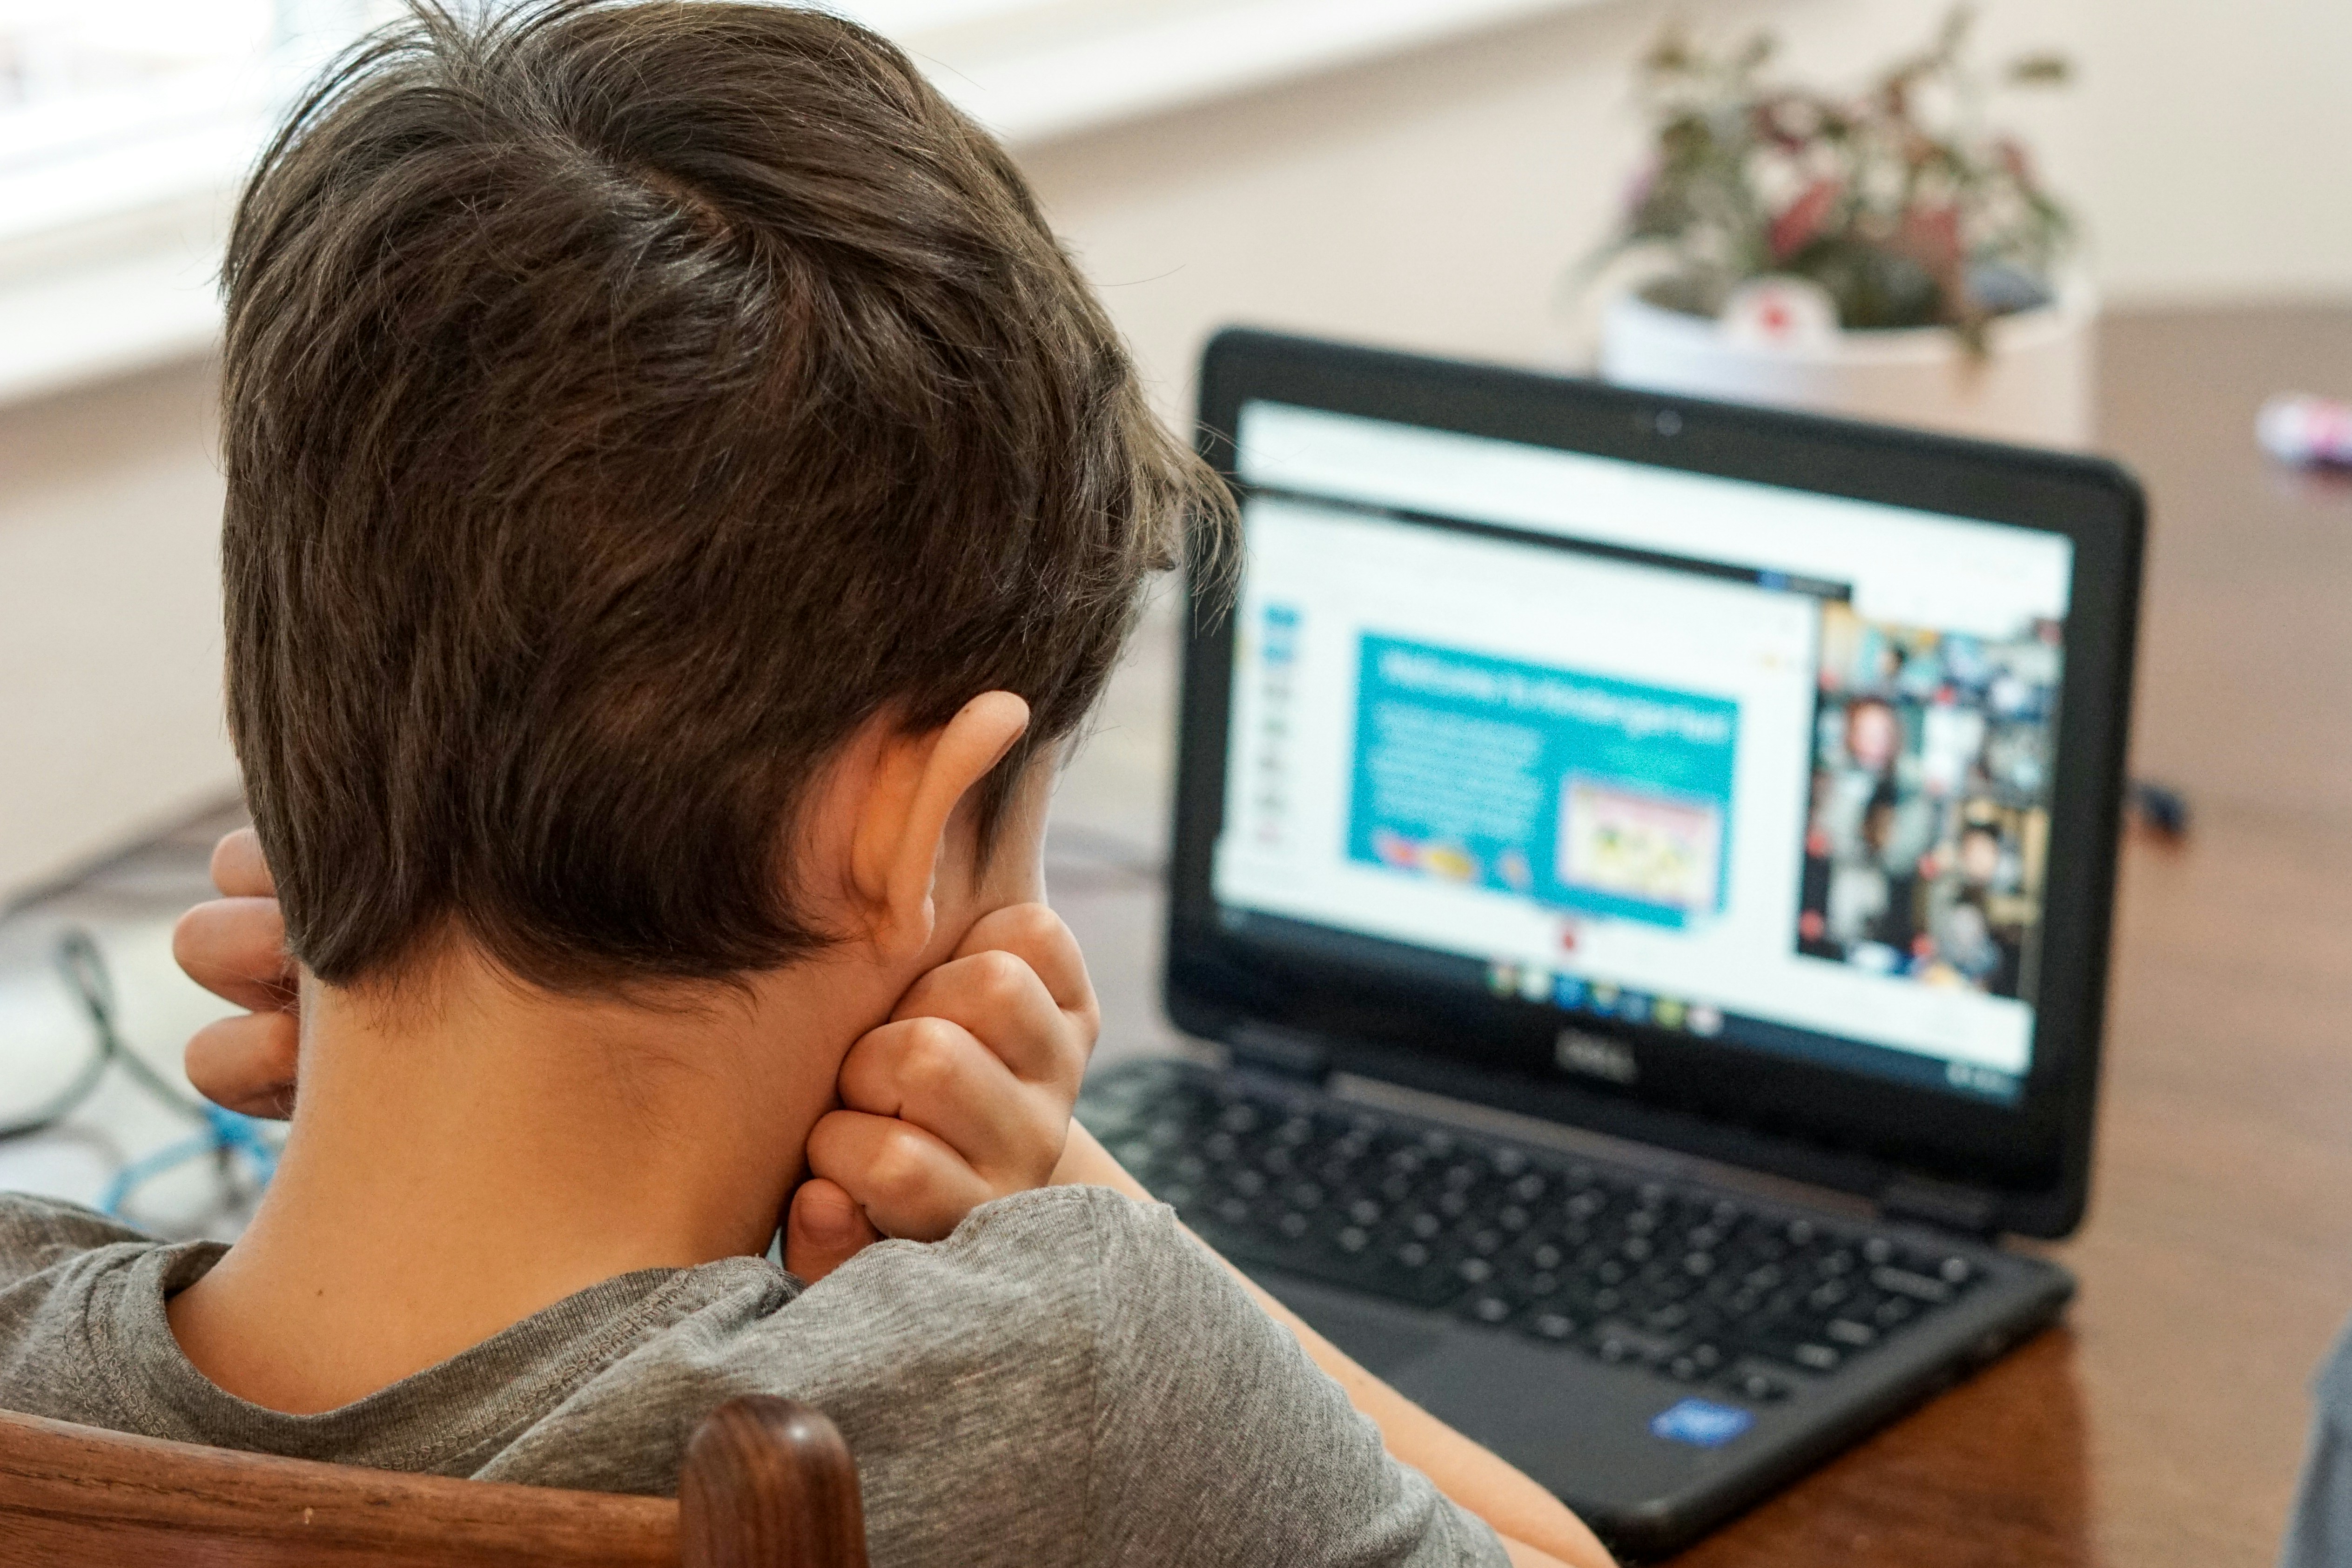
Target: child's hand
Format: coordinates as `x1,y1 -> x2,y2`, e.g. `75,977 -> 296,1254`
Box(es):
798,903 -> 1099,1250
175,829 -> 302,1119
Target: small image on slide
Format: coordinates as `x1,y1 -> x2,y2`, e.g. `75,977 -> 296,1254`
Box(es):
1346,634 -> 1739,930
1559,777 -> 1724,914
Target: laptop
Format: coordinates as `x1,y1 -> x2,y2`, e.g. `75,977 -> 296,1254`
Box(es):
1074,330 -> 2144,1558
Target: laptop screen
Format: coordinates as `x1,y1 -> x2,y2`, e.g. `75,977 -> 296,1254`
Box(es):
1209,399 -> 2078,1109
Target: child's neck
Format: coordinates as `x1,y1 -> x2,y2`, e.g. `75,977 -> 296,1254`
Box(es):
166,947 -> 858,1414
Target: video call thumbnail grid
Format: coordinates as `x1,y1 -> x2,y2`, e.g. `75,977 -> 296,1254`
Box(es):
1794,603 -> 2060,1000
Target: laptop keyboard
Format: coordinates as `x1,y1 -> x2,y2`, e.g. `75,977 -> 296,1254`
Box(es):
1078,1062 -> 1982,1404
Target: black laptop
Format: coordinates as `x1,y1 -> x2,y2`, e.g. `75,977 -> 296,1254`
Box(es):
1074,330 -> 2144,1558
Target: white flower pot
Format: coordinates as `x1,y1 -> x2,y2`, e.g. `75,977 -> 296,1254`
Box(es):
1598,286 -> 2096,450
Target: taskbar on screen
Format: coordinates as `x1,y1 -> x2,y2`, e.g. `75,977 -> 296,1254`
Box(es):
1211,904 -> 2024,1108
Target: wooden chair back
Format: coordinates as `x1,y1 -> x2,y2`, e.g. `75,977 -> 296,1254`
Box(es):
0,1395 -> 867,1568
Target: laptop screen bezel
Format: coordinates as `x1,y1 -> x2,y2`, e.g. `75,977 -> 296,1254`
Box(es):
1164,329 -> 2143,1239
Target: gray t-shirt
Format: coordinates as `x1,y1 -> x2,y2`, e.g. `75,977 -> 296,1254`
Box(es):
0,1184 -> 1503,1568
2284,1312 -> 2352,1567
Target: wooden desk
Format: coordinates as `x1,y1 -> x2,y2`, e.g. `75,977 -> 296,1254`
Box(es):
1060,306 -> 2352,1567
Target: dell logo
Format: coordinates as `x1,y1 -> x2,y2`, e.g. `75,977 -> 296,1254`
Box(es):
1556,1028 -> 1638,1085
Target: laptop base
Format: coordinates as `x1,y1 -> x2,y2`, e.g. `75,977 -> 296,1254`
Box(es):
1079,1057 -> 2073,1559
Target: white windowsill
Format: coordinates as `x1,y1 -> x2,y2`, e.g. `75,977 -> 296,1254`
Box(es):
0,0 -> 1599,410
907,0 -> 1600,145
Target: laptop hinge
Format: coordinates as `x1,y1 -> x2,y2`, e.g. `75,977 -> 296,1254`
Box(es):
1225,1023 -> 1332,1083
1877,1176 -> 2002,1239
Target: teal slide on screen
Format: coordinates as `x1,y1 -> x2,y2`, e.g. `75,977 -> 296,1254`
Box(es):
1347,635 -> 1740,930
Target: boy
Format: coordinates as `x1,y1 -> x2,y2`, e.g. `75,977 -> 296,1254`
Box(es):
0,5 -> 1611,1565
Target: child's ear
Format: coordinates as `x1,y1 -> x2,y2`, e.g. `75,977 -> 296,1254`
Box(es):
848,692 -> 1030,961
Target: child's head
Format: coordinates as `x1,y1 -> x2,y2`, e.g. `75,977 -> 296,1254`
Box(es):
220,1 -> 1227,998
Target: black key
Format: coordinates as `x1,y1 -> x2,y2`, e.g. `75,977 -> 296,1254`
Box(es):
1825,1318 -> 1877,1348
1664,1341 -> 1726,1382
1509,1270 -> 1563,1302
1870,1265 -> 1955,1304
1463,1292 -> 1518,1326
1524,1309 -> 1579,1344
1202,1225 -> 1463,1310
1727,1369 -> 1792,1403
1522,1240 -> 1568,1272
1593,1323 -> 1678,1366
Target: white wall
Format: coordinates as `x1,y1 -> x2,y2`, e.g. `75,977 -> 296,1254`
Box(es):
0,361 -> 234,898
2075,0 -> 2352,304
0,0 -> 2342,895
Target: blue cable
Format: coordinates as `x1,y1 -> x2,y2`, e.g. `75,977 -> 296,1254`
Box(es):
97,1134 -> 219,1218
37,927 -> 284,1224
97,1109 -> 280,1220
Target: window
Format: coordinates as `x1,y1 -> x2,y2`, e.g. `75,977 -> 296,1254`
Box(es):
0,0 -> 1594,403
0,1 -> 376,249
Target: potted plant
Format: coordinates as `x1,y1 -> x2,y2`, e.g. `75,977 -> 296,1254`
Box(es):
1589,7 -> 2088,447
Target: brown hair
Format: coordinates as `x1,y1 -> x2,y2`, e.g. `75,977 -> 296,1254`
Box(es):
221,0 -> 1229,992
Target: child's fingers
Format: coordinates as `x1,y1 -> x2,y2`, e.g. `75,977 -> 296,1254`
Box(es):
209,828 -> 277,899
836,1016 -> 1063,1182
805,1108 -> 996,1242
781,1176 -> 883,1285
889,948 -> 1087,1092
952,903 -> 1099,1030
172,897 -> 297,1012
182,1010 -> 300,1119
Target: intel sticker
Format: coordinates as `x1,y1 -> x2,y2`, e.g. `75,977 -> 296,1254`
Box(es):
1649,1398 -> 1754,1448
